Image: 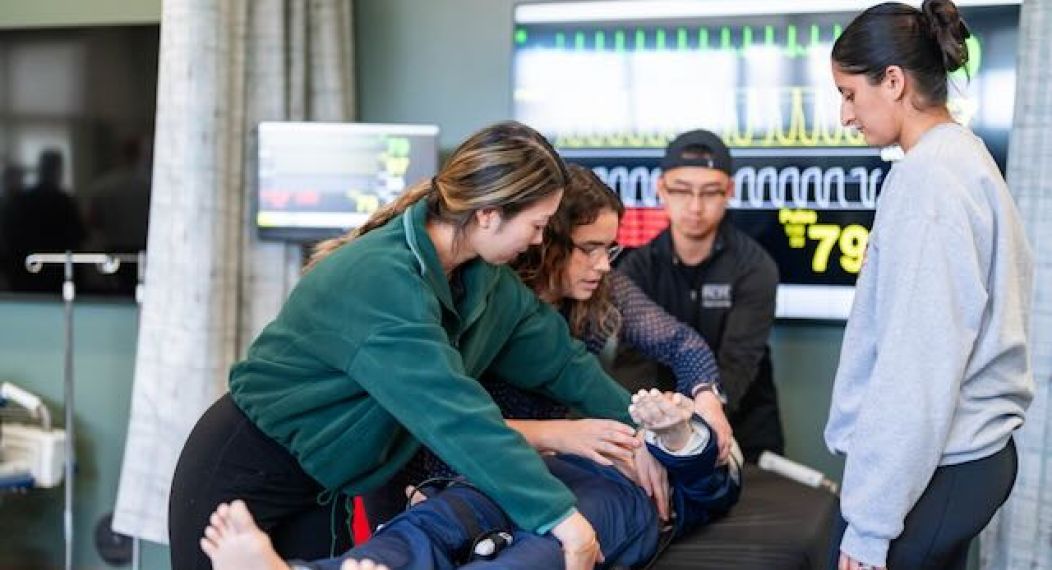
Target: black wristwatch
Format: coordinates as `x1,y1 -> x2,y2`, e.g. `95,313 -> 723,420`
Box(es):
694,382 -> 727,405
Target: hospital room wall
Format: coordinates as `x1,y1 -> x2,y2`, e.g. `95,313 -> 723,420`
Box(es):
0,0 -> 161,28
0,2 -> 167,569
0,301 -> 165,569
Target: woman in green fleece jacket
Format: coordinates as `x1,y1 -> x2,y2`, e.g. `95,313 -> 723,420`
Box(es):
168,121 -> 650,570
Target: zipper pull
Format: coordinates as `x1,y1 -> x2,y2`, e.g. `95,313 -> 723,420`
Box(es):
690,289 -> 698,302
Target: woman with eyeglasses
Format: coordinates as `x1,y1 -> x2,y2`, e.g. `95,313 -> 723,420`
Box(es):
196,165 -> 742,570
498,163 -> 734,467
388,164 -> 736,494
385,163 -> 741,536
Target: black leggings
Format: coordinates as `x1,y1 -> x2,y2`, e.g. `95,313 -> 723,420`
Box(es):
168,394 -> 353,570
829,438 -> 1017,570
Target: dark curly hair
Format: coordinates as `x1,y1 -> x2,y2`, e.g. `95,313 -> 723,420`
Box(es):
513,164 -> 624,338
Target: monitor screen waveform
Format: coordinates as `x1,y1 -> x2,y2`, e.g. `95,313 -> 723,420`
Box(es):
514,11 -> 1012,151
256,122 -> 439,242
514,1 -> 1020,319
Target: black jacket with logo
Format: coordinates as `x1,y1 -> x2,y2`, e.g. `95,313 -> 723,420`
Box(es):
612,221 -> 784,461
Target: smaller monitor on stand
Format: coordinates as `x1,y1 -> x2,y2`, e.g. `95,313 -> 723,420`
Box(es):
256,122 -> 440,243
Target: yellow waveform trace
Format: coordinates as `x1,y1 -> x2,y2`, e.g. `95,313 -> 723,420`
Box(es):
625,132 -> 647,147
789,89 -> 818,147
605,132 -> 627,147
646,132 -> 670,147
585,133 -> 608,147
721,87 -> 864,148
557,135 -> 583,147
550,86 -> 868,148
723,89 -> 755,147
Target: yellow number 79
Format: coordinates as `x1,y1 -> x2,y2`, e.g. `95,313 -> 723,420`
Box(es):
807,224 -> 869,274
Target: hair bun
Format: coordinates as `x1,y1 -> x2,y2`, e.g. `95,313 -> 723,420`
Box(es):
922,0 -> 971,72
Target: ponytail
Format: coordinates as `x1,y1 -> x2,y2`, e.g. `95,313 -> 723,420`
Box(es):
922,0 -> 971,74
304,180 -> 433,272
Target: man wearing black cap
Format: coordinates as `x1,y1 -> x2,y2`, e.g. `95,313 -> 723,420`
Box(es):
613,129 -> 784,463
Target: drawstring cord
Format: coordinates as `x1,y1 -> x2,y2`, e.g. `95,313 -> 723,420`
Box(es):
316,488 -> 341,558
316,488 -> 358,557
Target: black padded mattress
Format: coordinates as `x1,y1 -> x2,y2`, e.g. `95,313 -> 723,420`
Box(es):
649,465 -> 838,570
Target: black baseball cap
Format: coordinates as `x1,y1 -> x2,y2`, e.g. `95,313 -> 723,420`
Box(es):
660,129 -> 733,175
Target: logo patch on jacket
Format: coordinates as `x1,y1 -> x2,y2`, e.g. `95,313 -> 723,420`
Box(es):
701,284 -> 733,308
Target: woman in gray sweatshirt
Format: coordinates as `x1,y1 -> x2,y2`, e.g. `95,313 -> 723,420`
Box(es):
824,1 -> 1034,569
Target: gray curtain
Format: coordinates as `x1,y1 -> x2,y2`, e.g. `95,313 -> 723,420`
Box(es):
980,0 -> 1052,568
111,0 -> 354,543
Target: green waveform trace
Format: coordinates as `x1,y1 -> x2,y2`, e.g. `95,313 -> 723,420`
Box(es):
526,25 -> 842,56
786,25 -> 802,57
550,86 -> 867,150
520,25 -> 983,70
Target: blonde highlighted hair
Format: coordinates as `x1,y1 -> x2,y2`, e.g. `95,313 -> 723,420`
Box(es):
305,121 -> 568,271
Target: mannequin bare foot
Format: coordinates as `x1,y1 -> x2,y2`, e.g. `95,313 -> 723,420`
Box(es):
200,500 -> 289,570
629,389 -> 695,451
340,558 -> 391,570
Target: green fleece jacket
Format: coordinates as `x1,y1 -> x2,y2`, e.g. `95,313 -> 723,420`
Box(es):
229,199 -> 633,533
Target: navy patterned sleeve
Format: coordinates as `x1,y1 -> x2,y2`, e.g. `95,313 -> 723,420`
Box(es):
609,270 -> 721,396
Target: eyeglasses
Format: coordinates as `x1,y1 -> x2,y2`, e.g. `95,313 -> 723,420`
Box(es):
572,242 -> 623,264
663,187 -> 727,203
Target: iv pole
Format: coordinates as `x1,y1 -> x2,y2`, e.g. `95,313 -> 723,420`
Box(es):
24,251 -> 139,570
131,249 -> 145,570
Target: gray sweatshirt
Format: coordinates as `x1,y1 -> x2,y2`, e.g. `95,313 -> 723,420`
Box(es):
825,122 -> 1034,567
